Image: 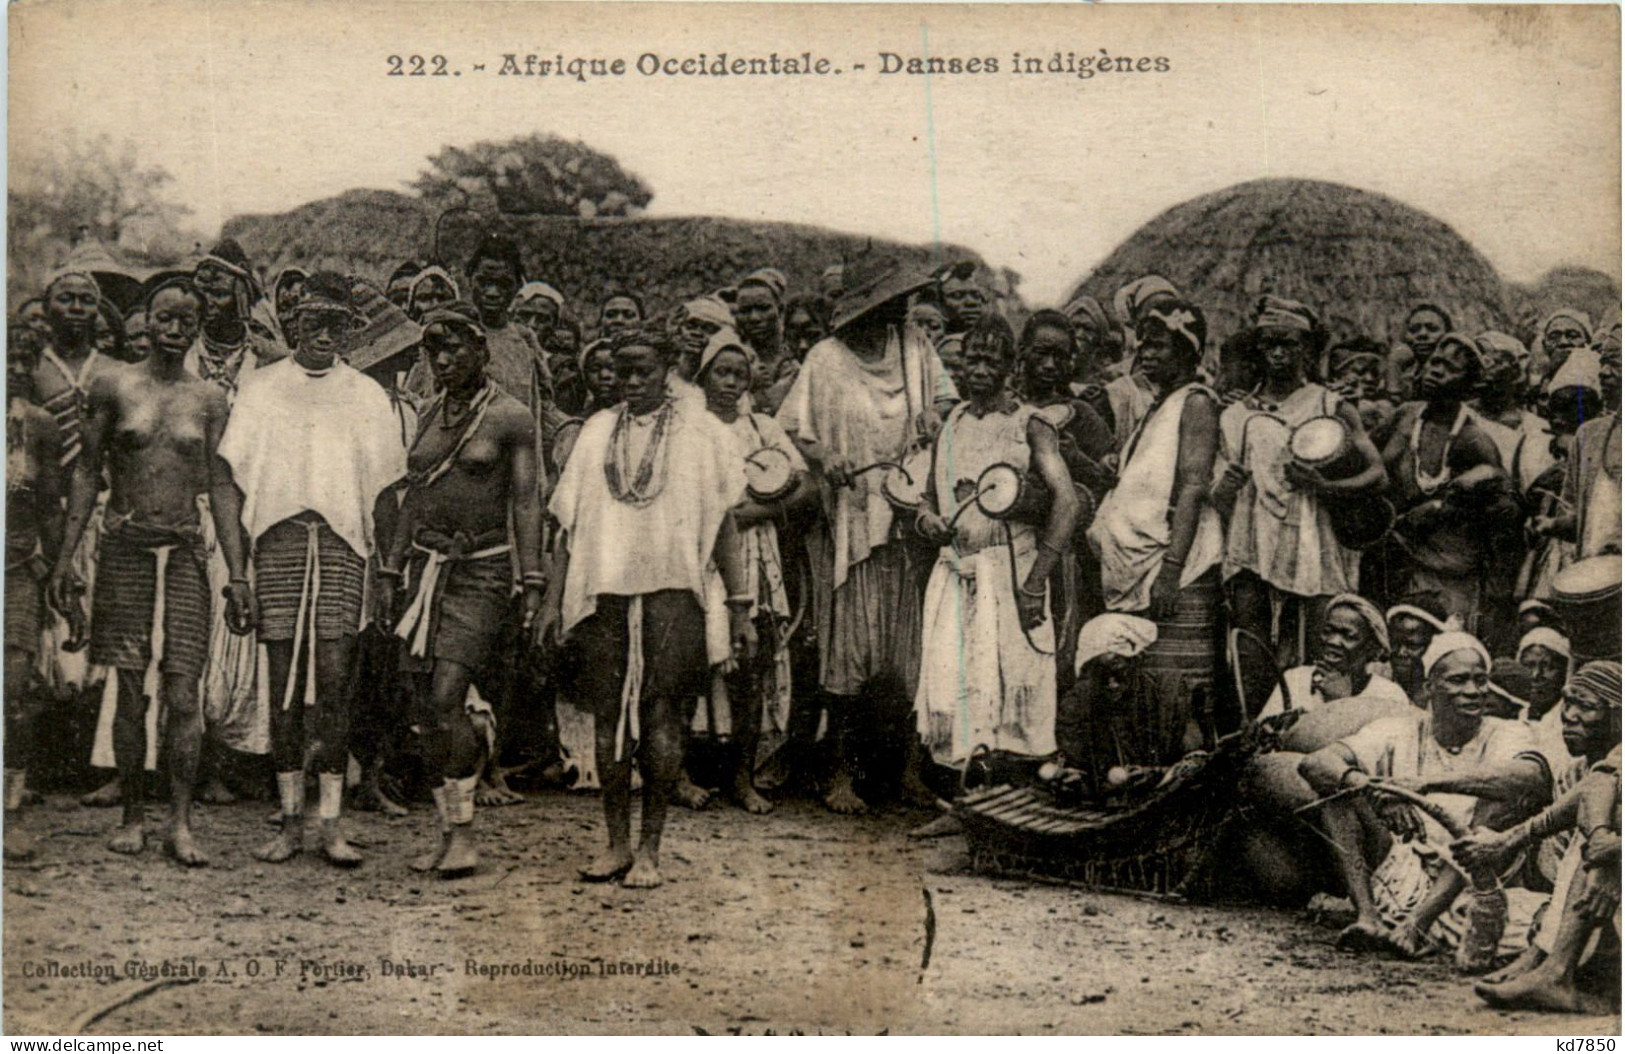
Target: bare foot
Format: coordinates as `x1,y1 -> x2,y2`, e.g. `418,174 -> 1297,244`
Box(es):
436,827 -> 478,878
475,772 -> 525,807
579,848 -> 634,882
4,821 -> 35,862
319,821 -> 363,868
1484,946 -> 1545,986
1334,917 -> 1389,953
253,824 -> 302,863
351,779 -> 410,818
197,778 -> 237,805
907,812 -> 964,839
164,825 -> 210,868
411,833 -> 450,873
1476,968 -> 1611,1013
730,776 -> 775,815
672,775 -> 712,811
107,821 -> 146,856
901,772 -> 940,809
1381,921 -> 1436,961
80,778 -> 121,808
622,852 -> 663,889
824,771 -> 868,815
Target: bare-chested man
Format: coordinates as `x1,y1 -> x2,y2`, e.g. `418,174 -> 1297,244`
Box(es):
47,277 -> 254,864
377,302 -> 545,877
6,319 -> 71,861
219,271 -> 406,868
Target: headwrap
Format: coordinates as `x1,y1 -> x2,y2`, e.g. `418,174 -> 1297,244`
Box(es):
1519,597 -> 1561,620
1252,295 -> 1318,335
695,328 -> 753,382
273,267 -> 308,297
1546,347 -> 1603,396
683,295 -> 736,331
1473,331 -> 1529,372
1421,631 -> 1492,678
1326,593 -> 1390,655
408,267 -> 458,311
195,238 -> 262,321
1386,603 -> 1457,635
1074,614 -> 1159,672
739,268 -> 788,304
419,301 -> 487,341
1542,309 -> 1594,343
1518,627 -> 1572,663
512,282 -> 565,312
1062,293 -> 1113,338
1569,661 -> 1623,710
1138,302 -> 1205,361
577,336 -> 612,380
1113,275 -> 1179,328
43,267 -> 98,295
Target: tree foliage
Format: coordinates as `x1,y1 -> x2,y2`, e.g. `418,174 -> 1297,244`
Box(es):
410,134 -> 654,219
9,134 -> 195,263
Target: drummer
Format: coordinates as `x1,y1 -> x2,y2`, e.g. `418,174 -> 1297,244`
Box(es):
1213,296 -> 1385,667
694,332 -> 816,813
1378,333 -> 1519,637
776,253 -> 957,815
914,316 -> 1078,775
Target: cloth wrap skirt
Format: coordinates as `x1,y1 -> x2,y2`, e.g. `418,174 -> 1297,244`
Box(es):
253,514 -> 366,642
88,516 -> 211,680
572,590 -> 708,762
396,525 -> 513,675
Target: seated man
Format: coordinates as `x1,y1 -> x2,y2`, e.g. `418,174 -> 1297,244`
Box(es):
1300,632 -> 1550,960
1455,662 -> 1622,1012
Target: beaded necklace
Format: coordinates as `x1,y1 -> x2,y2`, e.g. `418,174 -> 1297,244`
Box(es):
1410,403 -> 1468,496
605,398 -> 675,507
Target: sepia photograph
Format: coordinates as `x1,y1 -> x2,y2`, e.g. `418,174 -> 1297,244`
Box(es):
2,0 -> 1621,1037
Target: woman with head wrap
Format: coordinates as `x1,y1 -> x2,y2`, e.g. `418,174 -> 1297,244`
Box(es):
406,267 -> 458,322
1469,331 -> 1554,496
913,315 -> 1078,780
732,269 -> 799,415
1086,299 -> 1222,758
385,261 -> 423,310
1377,333 -> 1518,636
511,281 -> 566,348
1541,339 -> 1622,564
1097,276 -> 1173,448
1213,295 -> 1385,668
1055,613 -> 1162,793
1258,593 -> 1410,717
688,332 -> 816,813
1061,293 -> 1122,397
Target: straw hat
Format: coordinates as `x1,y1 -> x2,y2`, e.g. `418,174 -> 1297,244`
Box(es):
829,252 -> 934,332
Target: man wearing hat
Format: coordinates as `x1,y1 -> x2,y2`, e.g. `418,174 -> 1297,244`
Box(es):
219,272 -> 407,867
376,301 -> 545,876
1214,295 -> 1385,669
47,275 -> 255,866
1301,631 -> 1548,960
777,254 -> 957,814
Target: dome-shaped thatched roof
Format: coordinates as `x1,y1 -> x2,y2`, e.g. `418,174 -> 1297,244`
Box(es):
1070,178 -> 1510,347
222,189 -> 997,323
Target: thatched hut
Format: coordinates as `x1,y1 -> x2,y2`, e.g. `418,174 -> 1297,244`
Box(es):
1068,178 -> 1510,347
223,189 -> 998,323
1506,266 -> 1621,345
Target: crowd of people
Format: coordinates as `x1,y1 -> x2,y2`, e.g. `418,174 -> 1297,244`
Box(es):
4,230 -> 1620,1013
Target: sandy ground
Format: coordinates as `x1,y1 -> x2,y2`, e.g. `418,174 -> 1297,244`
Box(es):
3,791 -> 1620,1036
